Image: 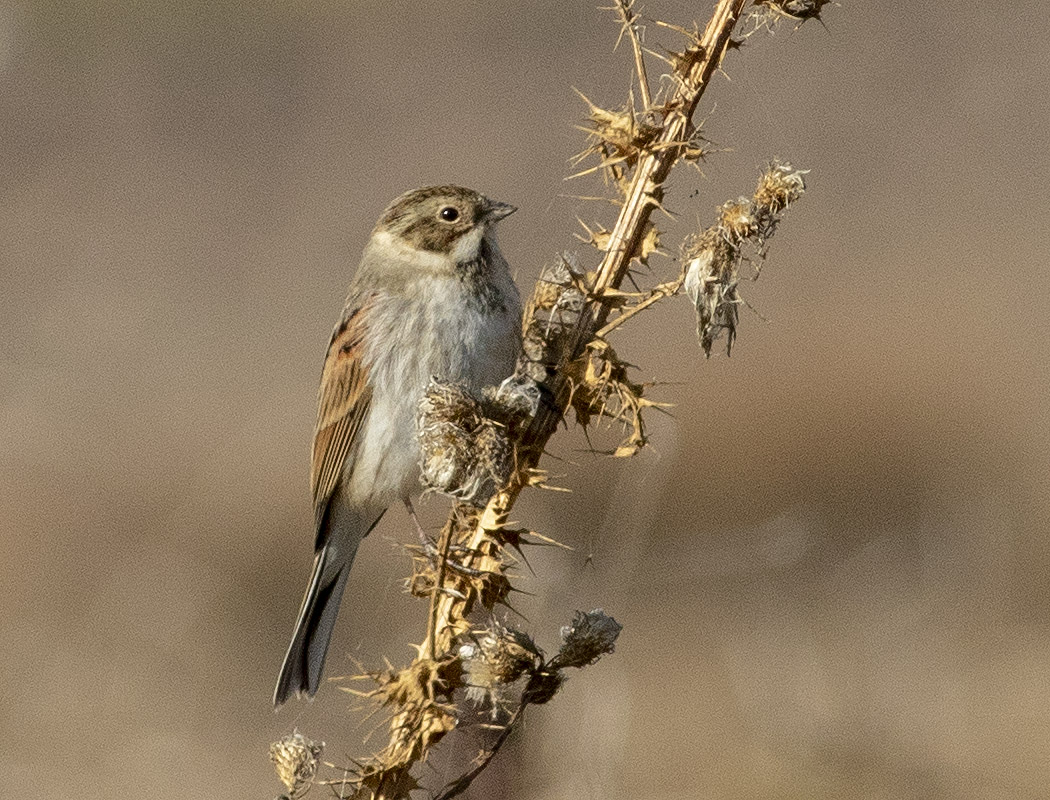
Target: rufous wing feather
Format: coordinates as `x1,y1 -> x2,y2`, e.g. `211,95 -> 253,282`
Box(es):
310,296 -> 375,527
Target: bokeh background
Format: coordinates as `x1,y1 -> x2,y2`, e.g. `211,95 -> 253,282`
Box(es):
3,2 -> 1049,798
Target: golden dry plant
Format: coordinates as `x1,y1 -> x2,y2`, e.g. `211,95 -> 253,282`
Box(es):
271,1 -> 828,797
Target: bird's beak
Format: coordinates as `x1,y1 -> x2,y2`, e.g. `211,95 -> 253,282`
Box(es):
483,199 -> 517,222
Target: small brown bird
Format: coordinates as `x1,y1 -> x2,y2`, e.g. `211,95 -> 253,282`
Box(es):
274,186 -> 522,707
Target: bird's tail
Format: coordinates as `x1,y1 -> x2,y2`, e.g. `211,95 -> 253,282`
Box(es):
273,505 -> 384,708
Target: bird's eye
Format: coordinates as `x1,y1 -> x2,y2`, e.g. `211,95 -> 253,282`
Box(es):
439,206 -> 460,222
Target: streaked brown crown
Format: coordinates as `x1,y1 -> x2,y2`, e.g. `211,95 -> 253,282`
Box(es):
374,185 -> 506,255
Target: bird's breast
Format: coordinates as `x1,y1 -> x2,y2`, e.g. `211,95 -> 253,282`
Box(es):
344,271 -> 521,506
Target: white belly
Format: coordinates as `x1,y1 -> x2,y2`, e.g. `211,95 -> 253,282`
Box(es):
343,273 -> 520,506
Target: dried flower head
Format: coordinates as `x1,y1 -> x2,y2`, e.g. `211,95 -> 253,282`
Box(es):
753,159 -> 807,213
684,160 -> 807,355
752,160 -> 808,243
520,254 -> 590,384
718,197 -> 757,243
458,623 -> 542,708
550,609 -> 623,669
683,226 -> 740,357
418,379 -> 514,506
270,731 -> 324,798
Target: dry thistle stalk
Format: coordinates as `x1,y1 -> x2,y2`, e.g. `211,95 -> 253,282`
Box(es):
274,1 -> 829,797
611,0 -> 653,108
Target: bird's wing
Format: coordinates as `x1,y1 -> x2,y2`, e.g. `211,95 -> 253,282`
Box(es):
310,295 -> 376,528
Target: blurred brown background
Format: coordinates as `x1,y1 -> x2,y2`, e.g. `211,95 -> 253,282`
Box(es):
3,1 -> 1049,798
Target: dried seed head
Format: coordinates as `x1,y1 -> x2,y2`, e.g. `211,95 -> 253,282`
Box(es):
550,609 -> 623,669
270,731 -> 323,798
753,160 -> 807,216
418,379 -> 514,506
477,425 -> 513,485
520,253 -> 590,384
718,198 -> 757,243
751,160 -> 809,246
683,227 -> 740,357
683,161 -> 808,356
459,623 -> 542,707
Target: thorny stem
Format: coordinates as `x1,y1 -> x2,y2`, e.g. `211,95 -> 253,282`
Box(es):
430,502 -> 507,654
614,0 -> 653,109
429,0 -> 747,653
595,274 -> 686,339
319,2 -> 753,797
594,0 -> 747,297
424,518 -> 455,660
401,20 -> 753,789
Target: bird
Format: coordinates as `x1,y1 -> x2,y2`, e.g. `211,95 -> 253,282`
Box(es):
273,186 -> 522,707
